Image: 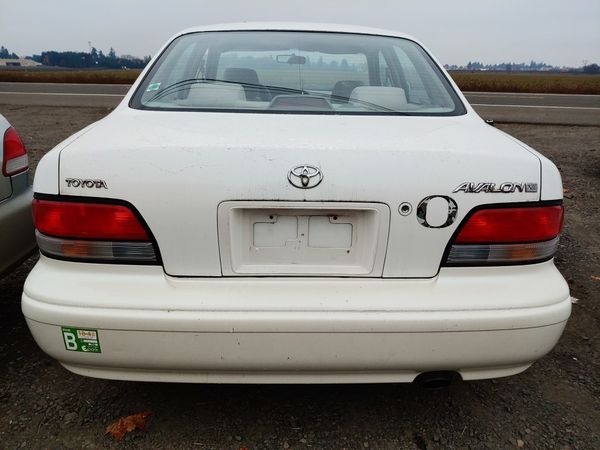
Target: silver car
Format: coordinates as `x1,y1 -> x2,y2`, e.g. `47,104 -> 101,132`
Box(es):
0,113 -> 35,277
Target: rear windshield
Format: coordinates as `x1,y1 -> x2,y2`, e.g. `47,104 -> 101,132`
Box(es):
131,31 -> 465,116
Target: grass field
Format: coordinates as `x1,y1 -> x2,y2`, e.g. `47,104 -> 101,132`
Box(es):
1,69 -> 599,94
0,69 -> 142,84
450,71 -> 600,95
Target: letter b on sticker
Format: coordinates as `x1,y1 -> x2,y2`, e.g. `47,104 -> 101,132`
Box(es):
63,331 -> 78,350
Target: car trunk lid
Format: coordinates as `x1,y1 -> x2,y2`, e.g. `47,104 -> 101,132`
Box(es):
58,109 -> 541,277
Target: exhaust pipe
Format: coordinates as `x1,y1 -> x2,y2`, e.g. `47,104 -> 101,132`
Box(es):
414,371 -> 460,390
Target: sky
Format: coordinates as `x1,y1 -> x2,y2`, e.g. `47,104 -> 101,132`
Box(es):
1,0 -> 599,67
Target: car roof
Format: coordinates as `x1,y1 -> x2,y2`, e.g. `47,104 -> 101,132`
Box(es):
176,22 -> 417,42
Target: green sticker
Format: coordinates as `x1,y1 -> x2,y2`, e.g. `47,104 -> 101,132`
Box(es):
61,327 -> 101,353
146,82 -> 161,92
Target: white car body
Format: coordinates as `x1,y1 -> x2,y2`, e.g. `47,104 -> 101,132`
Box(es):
23,23 -> 570,383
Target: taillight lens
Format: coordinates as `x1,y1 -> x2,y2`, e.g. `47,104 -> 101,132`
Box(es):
455,206 -> 564,244
445,204 -> 563,265
33,200 -> 149,240
32,198 -> 158,263
2,127 -> 29,177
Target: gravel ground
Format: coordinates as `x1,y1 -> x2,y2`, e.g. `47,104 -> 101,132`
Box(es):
0,105 -> 599,449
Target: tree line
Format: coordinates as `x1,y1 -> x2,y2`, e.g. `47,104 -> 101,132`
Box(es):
445,60 -> 600,73
2,44 -> 599,73
1,44 -> 149,69
35,47 -> 150,69
0,46 -> 19,59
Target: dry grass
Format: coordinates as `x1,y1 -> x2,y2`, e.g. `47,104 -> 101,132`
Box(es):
1,69 -> 599,94
450,71 -> 600,95
0,70 -> 142,84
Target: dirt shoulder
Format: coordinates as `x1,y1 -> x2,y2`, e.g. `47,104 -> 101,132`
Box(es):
0,105 -> 598,449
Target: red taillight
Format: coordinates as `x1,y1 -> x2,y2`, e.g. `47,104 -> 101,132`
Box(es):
32,199 -> 149,240
2,127 -> 28,177
455,206 -> 564,244
445,204 -> 564,265
32,199 -> 157,263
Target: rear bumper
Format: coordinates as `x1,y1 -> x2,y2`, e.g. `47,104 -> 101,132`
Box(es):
23,256 -> 571,383
0,186 -> 35,277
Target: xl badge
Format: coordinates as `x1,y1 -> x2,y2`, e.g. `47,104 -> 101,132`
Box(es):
453,182 -> 538,194
288,165 -> 323,189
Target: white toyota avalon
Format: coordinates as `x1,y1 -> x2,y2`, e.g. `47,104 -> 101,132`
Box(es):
23,23 -> 570,385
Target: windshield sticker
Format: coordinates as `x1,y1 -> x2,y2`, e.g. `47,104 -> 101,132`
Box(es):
61,327 -> 101,353
146,82 -> 161,92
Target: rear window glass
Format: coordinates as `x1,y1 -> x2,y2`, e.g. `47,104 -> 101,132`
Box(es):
131,31 -> 465,116
215,50 -> 369,91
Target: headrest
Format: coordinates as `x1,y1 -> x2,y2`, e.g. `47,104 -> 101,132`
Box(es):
331,80 -> 364,103
349,86 -> 407,110
185,82 -> 245,107
223,67 -> 261,86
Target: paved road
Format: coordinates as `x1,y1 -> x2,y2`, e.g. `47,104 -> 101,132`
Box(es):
465,92 -> 600,126
0,82 -> 127,108
1,82 -> 599,125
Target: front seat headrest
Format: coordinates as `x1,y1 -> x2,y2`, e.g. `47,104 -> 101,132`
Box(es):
349,86 -> 407,111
